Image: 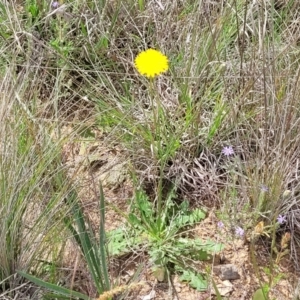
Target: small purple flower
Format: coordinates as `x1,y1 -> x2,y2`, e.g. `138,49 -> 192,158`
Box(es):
217,221 -> 224,228
222,146 -> 234,156
235,226 -> 244,237
260,184 -> 269,192
51,1 -> 59,9
277,215 -> 287,224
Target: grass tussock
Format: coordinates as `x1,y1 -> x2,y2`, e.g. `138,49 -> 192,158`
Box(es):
1,0 -> 300,298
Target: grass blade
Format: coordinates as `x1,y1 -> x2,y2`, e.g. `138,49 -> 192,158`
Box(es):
17,271 -> 91,300
99,183 -> 110,290
64,189 -> 109,294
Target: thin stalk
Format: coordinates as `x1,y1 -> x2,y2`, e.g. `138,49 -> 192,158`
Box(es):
148,79 -> 163,230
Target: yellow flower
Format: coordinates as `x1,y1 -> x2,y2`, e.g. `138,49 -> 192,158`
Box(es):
134,49 -> 169,78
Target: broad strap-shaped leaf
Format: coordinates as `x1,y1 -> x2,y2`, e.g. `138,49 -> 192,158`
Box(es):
17,271 -> 91,300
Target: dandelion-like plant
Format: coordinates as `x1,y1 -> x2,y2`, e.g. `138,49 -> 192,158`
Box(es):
134,49 -> 169,78
134,48 -> 169,230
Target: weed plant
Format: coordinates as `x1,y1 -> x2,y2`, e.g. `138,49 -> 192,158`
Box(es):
107,186 -> 223,290
1,0 -> 300,298
18,185 -> 110,299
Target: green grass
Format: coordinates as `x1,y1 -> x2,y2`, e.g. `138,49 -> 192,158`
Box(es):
1,0 -> 300,298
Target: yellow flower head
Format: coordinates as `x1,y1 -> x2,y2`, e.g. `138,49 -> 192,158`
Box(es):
134,49 -> 169,78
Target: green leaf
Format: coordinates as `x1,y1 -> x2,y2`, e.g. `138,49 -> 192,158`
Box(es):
211,278 -> 222,300
44,294 -> 82,300
179,269 -> 208,291
106,227 -> 146,257
179,199 -> 189,211
152,266 -> 165,282
107,229 -> 129,256
99,184 -> 110,289
194,249 -> 211,261
128,213 -> 142,227
176,238 -> 224,257
193,238 -> 224,253
190,209 -> 206,223
175,208 -> 206,228
63,188 -> 110,294
252,288 -> 268,300
17,271 -> 91,300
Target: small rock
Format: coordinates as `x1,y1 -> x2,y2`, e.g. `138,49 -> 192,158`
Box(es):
99,161 -> 128,188
213,264 -> 240,280
211,280 -> 233,296
140,290 -> 156,300
211,283 -> 233,299
222,280 -> 233,287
